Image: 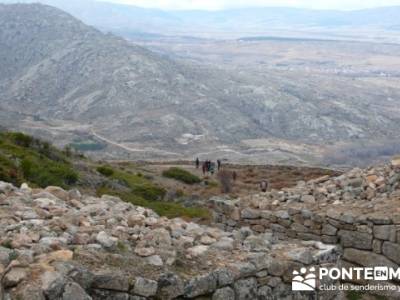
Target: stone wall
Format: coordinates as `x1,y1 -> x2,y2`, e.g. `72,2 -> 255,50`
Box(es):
210,192 -> 400,298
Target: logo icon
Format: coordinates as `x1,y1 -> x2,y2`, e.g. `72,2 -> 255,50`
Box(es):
292,267 -> 316,291
374,267 -> 388,281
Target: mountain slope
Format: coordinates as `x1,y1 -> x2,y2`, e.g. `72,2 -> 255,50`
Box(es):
0,4 -> 269,159
1,3 -> 400,165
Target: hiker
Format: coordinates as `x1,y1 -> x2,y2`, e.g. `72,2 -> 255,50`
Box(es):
210,162 -> 215,175
260,180 -> 268,193
195,157 -> 200,169
232,171 -> 237,182
206,160 -> 211,173
202,162 -> 207,176
217,159 -> 221,171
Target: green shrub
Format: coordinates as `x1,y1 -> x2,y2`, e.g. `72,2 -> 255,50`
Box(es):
0,132 -> 78,188
97,166 -> 114,177
162,167 -> 201,184
132,184 -> 166,201
10,132 -> 33,148
21,158 -> 33,177
96,187 -> 210,220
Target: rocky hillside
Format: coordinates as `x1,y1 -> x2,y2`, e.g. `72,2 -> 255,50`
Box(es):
1,4 -> 400,165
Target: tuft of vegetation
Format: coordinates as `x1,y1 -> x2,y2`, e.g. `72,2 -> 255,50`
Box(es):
109,169 -> 166,201
162,167 -> 201,184
96,187 -> 209,220
0,132 -> 78,188
97,166 -> 114,177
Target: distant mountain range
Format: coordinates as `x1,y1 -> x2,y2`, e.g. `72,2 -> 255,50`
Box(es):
1,0 -> 400,41
1,3 -> 400,165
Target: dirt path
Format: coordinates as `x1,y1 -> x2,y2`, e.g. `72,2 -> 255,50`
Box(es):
91,130 -> 179,156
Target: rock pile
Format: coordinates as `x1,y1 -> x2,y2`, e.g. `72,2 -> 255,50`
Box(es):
0,181 -> 339,300
256,159 -> 400,206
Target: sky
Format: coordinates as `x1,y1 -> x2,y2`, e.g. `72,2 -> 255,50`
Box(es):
107,0 -> 400,10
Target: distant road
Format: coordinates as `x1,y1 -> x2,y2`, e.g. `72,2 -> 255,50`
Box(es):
90,130 -> 179,156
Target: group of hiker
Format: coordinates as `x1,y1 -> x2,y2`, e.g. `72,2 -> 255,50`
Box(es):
195,158 -> 222,175
194,157 -> 268,192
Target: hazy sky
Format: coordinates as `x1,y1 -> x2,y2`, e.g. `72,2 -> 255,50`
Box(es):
108,0 -> 400,10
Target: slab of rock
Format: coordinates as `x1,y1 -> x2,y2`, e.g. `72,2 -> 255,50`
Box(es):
45,186 -> 69,201
184,273 -> 217,298
133,277 -> 158,297
146,255 -> 163,266
96,231 -> 117,249
373,225 -> 395,241
157,273 -> 184,300
3,267 -> 27,288
343,248 -> 398,269
0,246 -> 13,266
286,248 -> 313,264
212,286 -> 235,300
41,271 -> 66,299
127,214 -> 145,227
243,235 -> 271,252
135,247 -> 155,257
233,277 -> 258,300
62,282 -> 92,300
382,242 -> 400,264
92,272 -> 130,292
187,245 -> 209,257
338,230 -> 372,250
241,208 -> 260,219
211,237 -> 234,251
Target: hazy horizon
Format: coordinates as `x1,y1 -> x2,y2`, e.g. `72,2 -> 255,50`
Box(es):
101,0 -> 400,11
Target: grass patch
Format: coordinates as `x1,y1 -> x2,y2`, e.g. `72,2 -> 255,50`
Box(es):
97,187 -> 210,220
110,170 -> 166,201
97,166 -> 114,177
162,167 -> 201,184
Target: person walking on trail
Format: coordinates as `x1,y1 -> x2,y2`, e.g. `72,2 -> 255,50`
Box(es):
195,158 -> 200,169
210,162 -> 216,175
260,180 -> 268,193
217,159 -> 221,171
202,162 -> 207,176
232,171 -> 237,182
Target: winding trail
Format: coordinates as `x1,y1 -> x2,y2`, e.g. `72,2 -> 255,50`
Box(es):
90,130 -> 180,156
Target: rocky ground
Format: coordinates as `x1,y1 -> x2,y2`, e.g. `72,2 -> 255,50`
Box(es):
0,180 -> 339,300
1,156 -> 399,299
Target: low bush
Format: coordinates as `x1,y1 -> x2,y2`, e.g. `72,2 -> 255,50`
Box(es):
162,167 -> 201,184
97,166 -> 114,177
9,132 -> 33,148
96,187 -> 210,220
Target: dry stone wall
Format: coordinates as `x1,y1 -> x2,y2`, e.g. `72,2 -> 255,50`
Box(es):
209,159 -> 400,297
